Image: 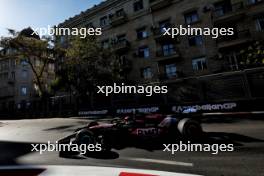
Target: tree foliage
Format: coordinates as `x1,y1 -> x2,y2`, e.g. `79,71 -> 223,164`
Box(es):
56,35 -> 123,98
239,41 -> 264,67
0,28 -> 54,98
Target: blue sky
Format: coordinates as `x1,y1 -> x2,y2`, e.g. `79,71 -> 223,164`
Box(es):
0,0 -> 102,37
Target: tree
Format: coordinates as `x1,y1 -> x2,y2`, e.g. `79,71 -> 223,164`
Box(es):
239,41 -> 264,68
56,35 -> 123,107
0,28 -> 55,98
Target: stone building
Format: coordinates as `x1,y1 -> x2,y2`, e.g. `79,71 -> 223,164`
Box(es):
58,0 -> 264,109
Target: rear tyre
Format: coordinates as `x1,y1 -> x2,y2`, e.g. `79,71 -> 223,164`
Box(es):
178,118 -> 203,140
76,129 -> 96,145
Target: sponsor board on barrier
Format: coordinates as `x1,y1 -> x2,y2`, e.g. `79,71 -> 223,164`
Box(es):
117,107 -> 159,114
172,103 -> 237,113
78,110 -> 108,116
78,102 -> 239,116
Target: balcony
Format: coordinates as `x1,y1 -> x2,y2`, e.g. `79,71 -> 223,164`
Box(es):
7,77 -> 15,84
110,11 -> 128,27
156,47 -> 180,60
158,71 -> 184,81
112,40 -> 130,53
121,59 -> 132,71
152,24 -> 175,41
246,0 -> 264,16
149,0 -> 173,11
216,29 -> 252,49
213,2 -> 245,23
0,88 -> 15,98
247,0 -> 264,6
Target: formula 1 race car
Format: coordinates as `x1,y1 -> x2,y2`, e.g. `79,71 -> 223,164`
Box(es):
58,113 -> 203,156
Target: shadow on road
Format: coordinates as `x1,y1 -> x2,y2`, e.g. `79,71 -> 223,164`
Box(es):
0,141 -> 35,165
59,131 -> 264,160
59,151 -> 119,160
43,125 -> 76,132
84,151 -> 119,159
203,132 -> 264,146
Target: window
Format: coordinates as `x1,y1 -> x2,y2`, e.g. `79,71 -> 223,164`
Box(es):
0,72 -> 8,80
256,17 -> 264,31
214,1 -> 232,17
185,11 -> 199,24
20,59 -> 28,66
138,46 -> 150,58
21,87 -> 27,96
192,57 -> 207,71
48,63 -> 55,72
165,64 -> 177,78
116,9 -> 125,17
162,43 -> 176,56
0,60 -> 9,70
159,19 -> 171,33
85,22 -> 93,28
248,0 -> 256,4
119,55 -> 127,65
117,34 -> 126,42
188,35 -> 203,46
100,16 -> 108,27
35,59 -> 41,67
60,36 -> 65,44
141,67 -> 152,79
11,72 -> 15,80
22,70 -> 28,78
136,27 -> 148,40
11,59 -> 15,67
134,0 -> 144,12
101,39 -> 110,49
225,52 -> 243,70
248,0 -> 261,5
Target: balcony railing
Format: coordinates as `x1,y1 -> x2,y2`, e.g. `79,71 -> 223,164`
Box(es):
112,40 -> 130,53
152,24 -> 175,41
0,89 -> 14,98
158,71 -> 184,81
213,2 -> 244,19
7,77 -> 15,84
110,11 -> 128,26
153,24 -> 173,36
156,47 -> 179,58
216,29 -> 251,43
121,59 -> 132,71
149,0 -> 173,11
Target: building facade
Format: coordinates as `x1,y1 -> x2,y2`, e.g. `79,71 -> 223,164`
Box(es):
58,0 -> 264,109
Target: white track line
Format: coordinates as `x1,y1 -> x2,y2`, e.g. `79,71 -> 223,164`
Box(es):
0,165 -> 201,176
123,158 -> 193,167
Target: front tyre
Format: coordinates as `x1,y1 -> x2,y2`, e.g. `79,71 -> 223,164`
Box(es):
98,134 -> 112,152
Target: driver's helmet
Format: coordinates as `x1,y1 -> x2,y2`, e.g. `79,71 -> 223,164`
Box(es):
124,116 -> 133,122
158,115 -> 177,128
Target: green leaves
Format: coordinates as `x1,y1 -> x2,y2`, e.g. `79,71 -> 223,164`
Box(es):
58,35 -> 123,98
239,41 -> 264,67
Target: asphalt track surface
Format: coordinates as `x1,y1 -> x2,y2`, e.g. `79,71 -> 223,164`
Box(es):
0,117 -> 263,176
